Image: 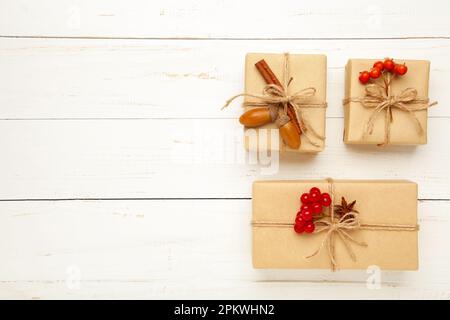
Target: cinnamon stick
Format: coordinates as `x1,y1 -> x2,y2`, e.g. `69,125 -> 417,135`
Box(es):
255,59 -> 282,87
254,59 -> 301,134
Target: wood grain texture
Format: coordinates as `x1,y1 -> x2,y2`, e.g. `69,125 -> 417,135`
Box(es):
0,200 -> 448,299
0,0 -> 449,39
1,1 -> 449,300
0,38 -> 448,119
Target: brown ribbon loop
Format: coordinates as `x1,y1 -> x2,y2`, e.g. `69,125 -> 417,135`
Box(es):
343,73 -> 437,146
222,53 -> 327,147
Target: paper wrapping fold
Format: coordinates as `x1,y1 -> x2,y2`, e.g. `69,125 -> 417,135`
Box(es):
252,180 -> 418,270
344,59 -> 430,145
244,53 -> 327,153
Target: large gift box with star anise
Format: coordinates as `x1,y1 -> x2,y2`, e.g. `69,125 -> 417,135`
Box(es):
344,58 -> 435,145
252,180 -> 419,270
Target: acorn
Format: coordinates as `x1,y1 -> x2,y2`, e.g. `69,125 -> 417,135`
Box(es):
239,107 -> 278,128
279,120 -> 301,149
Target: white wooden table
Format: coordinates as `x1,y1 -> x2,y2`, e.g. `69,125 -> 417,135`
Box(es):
0,0 -> 449,299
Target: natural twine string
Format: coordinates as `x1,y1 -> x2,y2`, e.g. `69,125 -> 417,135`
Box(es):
252,178 -> 419,271
343,72 -> 437,146
222,53 -> 327,147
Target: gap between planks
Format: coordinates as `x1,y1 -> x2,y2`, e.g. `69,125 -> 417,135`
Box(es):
1,35 -> 450,41
1,116 -> 450,120
0,198 -> 446,202
0,279 -> 401,286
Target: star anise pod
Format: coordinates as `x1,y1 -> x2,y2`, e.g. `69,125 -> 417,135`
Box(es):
334,197 -> 358,219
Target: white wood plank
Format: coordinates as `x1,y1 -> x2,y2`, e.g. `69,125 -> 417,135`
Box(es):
0,0 -> 449,39
0,118 -> 449,200
2,281 -> 449,300
0,38 -> 448,119
0,200 -> 448,299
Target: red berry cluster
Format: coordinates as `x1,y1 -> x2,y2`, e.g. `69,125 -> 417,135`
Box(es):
294,187 -> 331,234
359,58 -> 408,84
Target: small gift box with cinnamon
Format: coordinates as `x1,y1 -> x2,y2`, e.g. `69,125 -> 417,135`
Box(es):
252,179 -> 419,270
223,53 -> 327,153
344,58 -> 437,145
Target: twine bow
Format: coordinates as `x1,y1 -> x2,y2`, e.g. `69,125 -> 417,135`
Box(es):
252,178 -> 419,271
306,212 -> 367,271
304,178 -> 367,271
222,53 -> 327,147
344,72 -> 437,145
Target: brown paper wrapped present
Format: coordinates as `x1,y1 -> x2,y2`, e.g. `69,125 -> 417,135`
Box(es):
224,53 -> 327,153
344,59 -> 436,145
252,179 -> 419,270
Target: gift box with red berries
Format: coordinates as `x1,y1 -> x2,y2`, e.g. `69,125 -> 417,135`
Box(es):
343,58 -> 436,145
252,179 -> 419,270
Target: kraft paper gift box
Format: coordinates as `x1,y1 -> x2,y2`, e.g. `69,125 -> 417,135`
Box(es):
344,59 -> 433,145
252,180 -> 419,270
244,53 -> 327,153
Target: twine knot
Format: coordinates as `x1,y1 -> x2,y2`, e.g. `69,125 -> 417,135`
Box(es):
386,95 -> 397,106
260,83 -> 317,106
